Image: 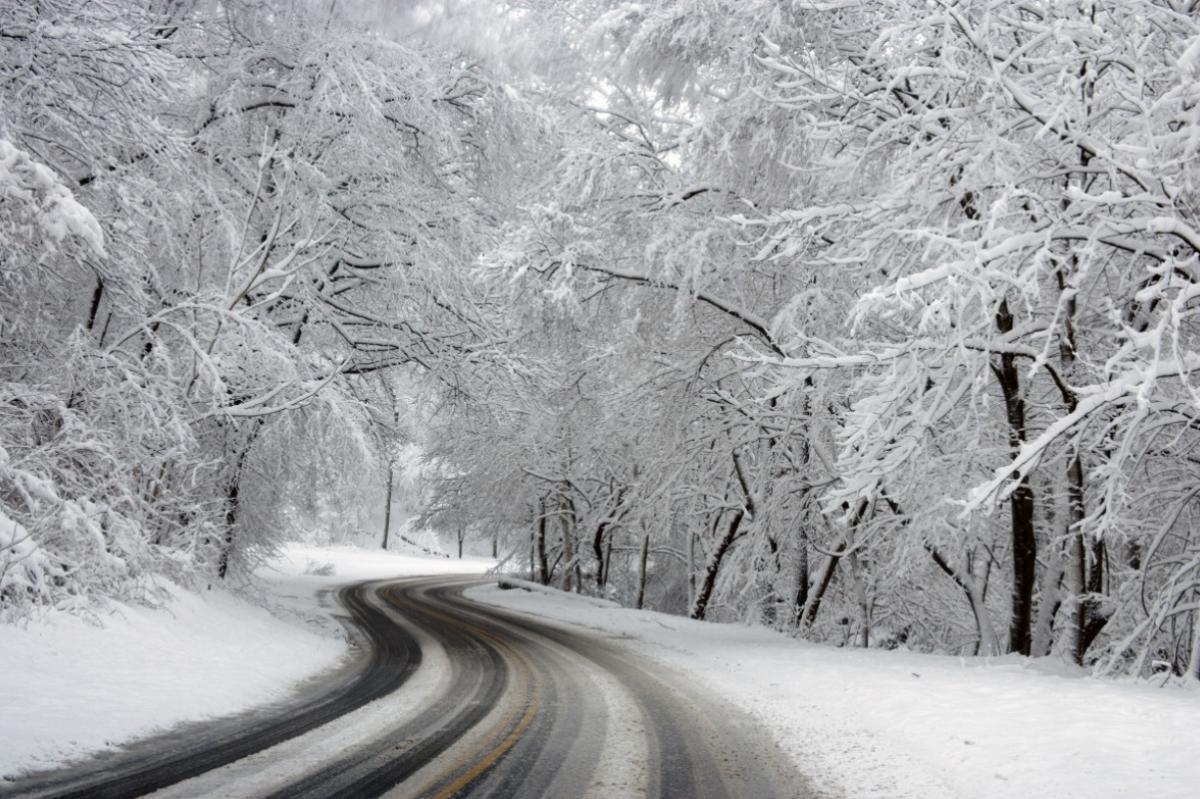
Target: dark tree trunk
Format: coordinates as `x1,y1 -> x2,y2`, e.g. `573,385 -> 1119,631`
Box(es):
690,510 -> 745,621
216,476 -> 240,579
593,519 -> 609,589
528,527 -> 535,582
1007,480 -> 1037,656
635,532 -> 650,610
995,298 -> 1038,655
535,500 -> 550,585
794,528 -> 810,628
593,487 -> 624,589
603,534 -> 613,592
800,546 -> 841,629
559,495 -> 578,592
216,424 -> 260,579
1054,269 -> 1109,663
1078,533 -> 1109,659
801,498 -> 869,629
87,276 -> 105,332
381,462 -> 394,550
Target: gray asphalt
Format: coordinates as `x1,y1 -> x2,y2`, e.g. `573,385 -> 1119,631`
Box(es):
1,577 -> 819,799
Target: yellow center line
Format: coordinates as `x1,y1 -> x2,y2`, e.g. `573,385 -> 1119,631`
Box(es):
428,686 -> 540,799
381,587 -> 543,799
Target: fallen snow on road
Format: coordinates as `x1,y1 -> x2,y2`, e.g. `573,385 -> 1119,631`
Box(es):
0,543 -> 492,779
468,581 -> 1200,799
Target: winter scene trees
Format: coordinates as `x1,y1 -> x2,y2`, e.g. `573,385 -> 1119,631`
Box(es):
5,0 -> 1200,675
2,2 -> 1200,794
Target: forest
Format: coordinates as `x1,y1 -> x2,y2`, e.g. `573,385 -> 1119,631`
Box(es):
2,0 -> 1199,680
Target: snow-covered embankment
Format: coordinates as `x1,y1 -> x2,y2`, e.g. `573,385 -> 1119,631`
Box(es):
0,543 -> 491,779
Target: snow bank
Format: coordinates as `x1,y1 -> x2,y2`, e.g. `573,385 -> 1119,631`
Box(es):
0,543 -> 494,779
0,581 -> 344,779
468,582 -> 1200,799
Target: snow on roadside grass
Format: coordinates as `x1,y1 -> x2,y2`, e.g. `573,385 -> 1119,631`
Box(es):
468,581 -> 1200,799
0,542 -> 493,779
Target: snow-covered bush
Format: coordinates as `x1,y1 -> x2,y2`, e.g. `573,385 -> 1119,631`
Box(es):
0,138 -> 104,258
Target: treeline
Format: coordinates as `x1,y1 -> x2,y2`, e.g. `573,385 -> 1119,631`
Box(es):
420,0 -> 1200,679
0,0 -> 510,610
4,0 -> 1200,680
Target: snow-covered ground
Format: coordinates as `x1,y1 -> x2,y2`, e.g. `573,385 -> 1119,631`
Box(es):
468,580 -> 1200,799
6,545 -> 1193,798
0,542 -> 492,779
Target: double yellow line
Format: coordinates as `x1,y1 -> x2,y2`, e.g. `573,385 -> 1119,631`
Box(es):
384,587 -> 543,799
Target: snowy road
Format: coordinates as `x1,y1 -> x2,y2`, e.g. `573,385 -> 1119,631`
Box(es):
4,576 -> 811,799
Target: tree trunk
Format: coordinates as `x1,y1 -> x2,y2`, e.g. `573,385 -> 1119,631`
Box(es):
87,276 -> 105,332
1189,610 -> 1200,680
216,420 -> 262,579
593,519 -> 609,589
800,543 -> 843,630
216,474 -> 240,580
1079,535 -> 1108,656
847,550 -> 871,648
635,531 -> 649,610
1065,451 -> 1087,662
1031,549 -> 1065,657
968,577 -> 1001,657
995,298 -> 1038,655
594,488 -> 624,590
603,534 -> 613,594
536,499 -> 549,585
1060,427 -> 1108,662
690,509 -> 744,621
794,528 -> 810,628
560,511 -> 575,593
926,541 -> 1002,656
1056,70 -> 1108,665
801,499 -> 869,629
381,462 -> 394,550
687,524 -> 696,611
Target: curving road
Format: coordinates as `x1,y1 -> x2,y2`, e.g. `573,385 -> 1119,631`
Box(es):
3,577 -> 816,799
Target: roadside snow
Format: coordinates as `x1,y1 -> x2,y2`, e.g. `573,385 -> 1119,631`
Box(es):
0,581 -> 344,779
0,543 -> 493,779
467,582 -> 1200,799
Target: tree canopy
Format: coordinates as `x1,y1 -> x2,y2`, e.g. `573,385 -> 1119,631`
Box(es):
3,0 -> 1200,679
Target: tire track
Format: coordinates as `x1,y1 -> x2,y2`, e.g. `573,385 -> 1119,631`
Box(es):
1,582 -> 421,799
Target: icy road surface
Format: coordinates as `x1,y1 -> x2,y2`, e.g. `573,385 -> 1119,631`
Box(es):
3,577 -> 813,799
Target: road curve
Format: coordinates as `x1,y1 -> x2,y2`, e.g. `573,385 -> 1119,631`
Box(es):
0,583 -> 424,799
2,577 -> 817,799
